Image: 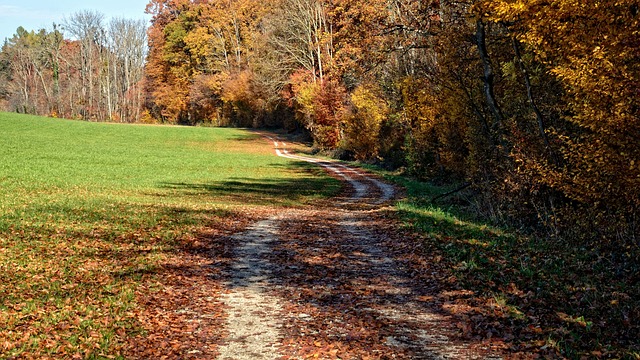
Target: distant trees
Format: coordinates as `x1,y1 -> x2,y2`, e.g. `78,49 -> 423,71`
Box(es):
143,0 -> 271,125
0,12 -> 147,121
1,27 -> 56,115
107,18 -> 148,122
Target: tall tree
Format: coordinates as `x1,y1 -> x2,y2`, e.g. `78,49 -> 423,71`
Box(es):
63,10 -> 105,120
107,18 -> 148,122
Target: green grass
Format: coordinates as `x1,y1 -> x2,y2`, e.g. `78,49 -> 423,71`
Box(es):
0,112 -> 340,358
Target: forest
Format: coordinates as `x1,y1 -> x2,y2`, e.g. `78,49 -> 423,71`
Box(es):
0,0 -> 638,355
3,0 -> 638,260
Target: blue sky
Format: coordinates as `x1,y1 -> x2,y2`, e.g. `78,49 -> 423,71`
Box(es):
0,0 -> 151,41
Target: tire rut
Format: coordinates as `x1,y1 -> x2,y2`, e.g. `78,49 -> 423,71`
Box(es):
217,219 -> 284,359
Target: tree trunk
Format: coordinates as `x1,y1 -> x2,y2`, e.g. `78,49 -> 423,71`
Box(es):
475,19 -> 504,131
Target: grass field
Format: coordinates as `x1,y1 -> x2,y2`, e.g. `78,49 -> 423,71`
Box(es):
0,112 -> 339,358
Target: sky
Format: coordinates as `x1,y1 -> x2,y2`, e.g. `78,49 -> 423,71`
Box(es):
0,0 -> 152,42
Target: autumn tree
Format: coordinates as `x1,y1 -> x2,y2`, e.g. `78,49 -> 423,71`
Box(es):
478,0 -> 640,240
144,0 -> 272,125
342,83 -> 388,160
143,0 -> 191,123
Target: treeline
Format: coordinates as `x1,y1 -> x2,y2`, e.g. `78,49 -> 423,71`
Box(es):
1,1 -> 638,247
0,11 -> 147,122
144,0 -> 639,245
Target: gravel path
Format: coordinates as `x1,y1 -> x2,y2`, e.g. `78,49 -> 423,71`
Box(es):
217,219 -> 284,359
216,136 -> 500,359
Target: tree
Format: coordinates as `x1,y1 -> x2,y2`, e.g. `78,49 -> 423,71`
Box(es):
107,18 -> 147,122
264,0 -> 331,85
63,10 -> 105,119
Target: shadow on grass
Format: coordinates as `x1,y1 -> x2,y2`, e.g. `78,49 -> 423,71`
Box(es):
160,168 -> 340,207
226,132 -> 262,141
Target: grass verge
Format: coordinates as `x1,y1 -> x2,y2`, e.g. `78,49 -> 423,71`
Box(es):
367,171 -> 639,359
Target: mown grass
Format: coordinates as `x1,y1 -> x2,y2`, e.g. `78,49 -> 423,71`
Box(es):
376,174 -> 639,359
0,112 -> 340,358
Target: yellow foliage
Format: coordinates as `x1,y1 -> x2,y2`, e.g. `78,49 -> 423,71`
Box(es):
139,110 -> 159,124
184,27 -> 214,74
343,83 -> 388,160
295,82 -> 321,127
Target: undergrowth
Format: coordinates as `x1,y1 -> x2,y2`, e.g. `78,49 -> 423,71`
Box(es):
373,173 -> 639,359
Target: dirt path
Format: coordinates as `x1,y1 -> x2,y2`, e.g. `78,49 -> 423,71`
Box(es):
216,137 -> 500,359
217,219 -> 283,359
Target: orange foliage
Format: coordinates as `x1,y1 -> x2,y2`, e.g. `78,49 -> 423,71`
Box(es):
221,70 -> 268,127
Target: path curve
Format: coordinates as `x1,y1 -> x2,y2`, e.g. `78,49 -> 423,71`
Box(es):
216,135 -> 499,359
264,136 -> 393,203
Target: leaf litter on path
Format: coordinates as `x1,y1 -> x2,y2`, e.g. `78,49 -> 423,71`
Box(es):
211,136 -> 503,359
